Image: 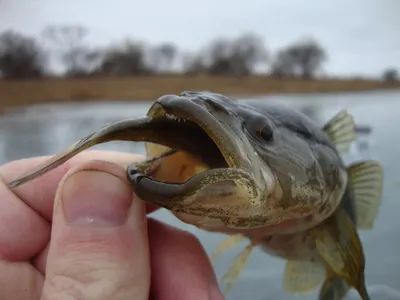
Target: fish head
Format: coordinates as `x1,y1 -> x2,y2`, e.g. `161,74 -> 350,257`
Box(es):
237,103 -> 349,225
129,92 -> 347,233
5,90 -> 348,235
145,91 -> 274,189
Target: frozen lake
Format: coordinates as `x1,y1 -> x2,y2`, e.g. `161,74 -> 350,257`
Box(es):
1,90 -> 400,300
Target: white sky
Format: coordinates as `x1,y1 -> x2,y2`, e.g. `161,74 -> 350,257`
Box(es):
1,0 -> 399,76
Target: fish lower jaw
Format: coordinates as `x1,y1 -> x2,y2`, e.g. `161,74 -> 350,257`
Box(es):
172,212 -> 228,230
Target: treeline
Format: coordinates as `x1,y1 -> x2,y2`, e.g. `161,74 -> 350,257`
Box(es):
0,25 -> 397,82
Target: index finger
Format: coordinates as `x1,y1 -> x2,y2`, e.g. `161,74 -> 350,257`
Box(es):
0,150 -> 158,221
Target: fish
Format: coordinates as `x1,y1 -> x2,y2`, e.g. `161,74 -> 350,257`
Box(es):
210,110 -> 383,297
6,91 -> 383,300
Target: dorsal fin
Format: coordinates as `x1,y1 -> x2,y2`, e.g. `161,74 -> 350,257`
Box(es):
347,161 -> 384,229
323,110 -> 357,153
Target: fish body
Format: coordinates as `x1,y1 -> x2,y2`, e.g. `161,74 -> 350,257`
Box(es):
258,175 -> 362,261
141,94 -> 348,235
6,91 -> 383,300
204,97 -> 383,299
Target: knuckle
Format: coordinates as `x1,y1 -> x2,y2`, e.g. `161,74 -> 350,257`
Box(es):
43,257 -> 129,300
43,273 -> 84,300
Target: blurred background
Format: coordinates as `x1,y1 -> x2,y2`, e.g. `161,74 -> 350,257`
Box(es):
1,1 -> 400,299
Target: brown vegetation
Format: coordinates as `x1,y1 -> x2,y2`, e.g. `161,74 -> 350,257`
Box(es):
0,25 -> 399,111
1,75 -> 398,110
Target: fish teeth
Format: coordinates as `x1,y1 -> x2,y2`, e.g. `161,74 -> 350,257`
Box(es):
165,113 -> 177,120
165,113 -> 186,123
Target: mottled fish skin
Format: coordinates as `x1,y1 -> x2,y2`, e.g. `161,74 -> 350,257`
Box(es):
133,93 -> 371,300
235,103 -> 366,300
254,184 -> 360,300
7,91 -> 348,236
123,92 -> 349,237
5,91 -> 374,300
258,183 -> 357,262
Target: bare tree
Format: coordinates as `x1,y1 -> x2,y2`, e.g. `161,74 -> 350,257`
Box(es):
42,25 -> 94,76
229,33 -> 268,75
64,48 -> 103,77
202,33 -> 268,76
271,38 -> 327,79
270,50 -> 296,77
147,42 -> 177,73
97,40 -> 150,76
382,68 -> 398,83
290,38 -> 327,78
0,30 -> 47,79
181,52 -> 206,75
205,38 -> 233,75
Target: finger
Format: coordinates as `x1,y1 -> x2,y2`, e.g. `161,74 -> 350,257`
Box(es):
42,160 -> 150,300
0,260 -> 43,300
148,219 -> 224,300
1,150 -> 157,221
32,242 -> 49,275
0,151 -> 159,261
32,202 -> 158,274
0,175 -> 50,261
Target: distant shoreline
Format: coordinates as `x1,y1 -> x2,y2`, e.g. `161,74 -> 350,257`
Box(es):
1,75 -> 399,110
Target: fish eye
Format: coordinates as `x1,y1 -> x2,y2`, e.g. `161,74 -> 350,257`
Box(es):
258,124 -> 274,141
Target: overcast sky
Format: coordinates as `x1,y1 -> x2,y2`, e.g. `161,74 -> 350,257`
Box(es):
1,0 -> 399,76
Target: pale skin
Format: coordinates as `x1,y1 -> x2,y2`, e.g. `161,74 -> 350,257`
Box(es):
0,150 -> 224,300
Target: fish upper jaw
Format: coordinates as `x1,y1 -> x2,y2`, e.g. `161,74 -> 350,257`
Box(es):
147,94 -> 274,198
126,93 -> 287,230
140,93 -> 345,235
135,93 -> 350,238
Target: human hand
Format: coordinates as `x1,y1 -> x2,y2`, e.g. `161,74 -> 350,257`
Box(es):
0,150 -> 224,300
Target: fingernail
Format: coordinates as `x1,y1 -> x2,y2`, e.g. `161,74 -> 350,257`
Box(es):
62,170 -> 132,227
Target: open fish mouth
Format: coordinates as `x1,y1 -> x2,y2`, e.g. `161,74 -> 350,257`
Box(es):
6,91 -> 275,229
126,93 -> 276,228
145,93 -> 251,170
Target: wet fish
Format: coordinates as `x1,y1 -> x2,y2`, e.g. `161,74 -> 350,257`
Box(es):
6,92 -> 383,300
210,112 -> 383,298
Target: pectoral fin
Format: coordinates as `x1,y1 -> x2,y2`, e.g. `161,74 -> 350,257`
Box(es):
314,209 -> 370,300
220,242 -> 254,295
322,110 -> 357,153
210,234 -> 246,262
283,260 -> 326,294
347,161 -> 383,229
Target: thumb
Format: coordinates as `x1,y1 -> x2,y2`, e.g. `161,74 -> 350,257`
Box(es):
41,160 -> 150,300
